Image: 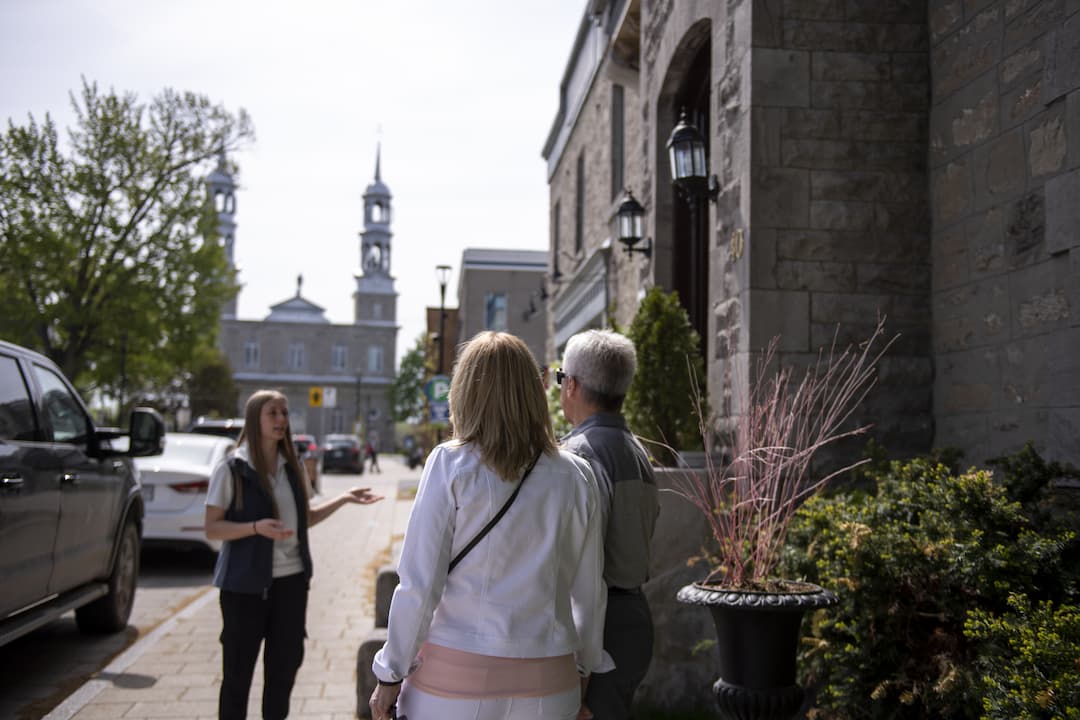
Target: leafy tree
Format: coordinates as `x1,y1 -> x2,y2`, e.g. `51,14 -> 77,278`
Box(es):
0,78 -> 253,392
545,362 -> 572,438
623,286 -> 705,464
391,333 -> 434,423
187,349 -> 238,420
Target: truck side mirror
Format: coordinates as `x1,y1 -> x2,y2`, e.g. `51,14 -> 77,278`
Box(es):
129,407 -> 165,457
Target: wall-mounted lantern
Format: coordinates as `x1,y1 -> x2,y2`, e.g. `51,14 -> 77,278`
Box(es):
666,108 -> 719,203
616,189 -> 651,259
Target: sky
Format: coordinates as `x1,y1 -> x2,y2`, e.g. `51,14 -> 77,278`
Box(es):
0,0 -> 585,366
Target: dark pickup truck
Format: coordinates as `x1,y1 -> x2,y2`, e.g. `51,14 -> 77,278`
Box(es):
0,340 -> 165,647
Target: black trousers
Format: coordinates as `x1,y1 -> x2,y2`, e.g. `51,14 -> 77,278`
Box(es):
585,589 -> 654,720
219,573 -> 308,720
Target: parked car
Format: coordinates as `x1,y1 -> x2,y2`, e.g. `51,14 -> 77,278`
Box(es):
135,433 -> 235,552
293,432 -> 320,492
321,434 -> 364,474
0,340 -> 165,647
187,416 -> 244,440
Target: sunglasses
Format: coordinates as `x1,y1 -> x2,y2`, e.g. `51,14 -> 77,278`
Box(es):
555,369 -> 567,386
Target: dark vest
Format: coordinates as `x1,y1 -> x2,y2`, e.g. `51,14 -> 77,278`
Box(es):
212,457 -> 313,594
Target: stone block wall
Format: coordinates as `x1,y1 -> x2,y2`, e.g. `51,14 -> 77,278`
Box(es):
547,58 -> 643,360
929,0 -> 1080,466
747,0 -> 933,456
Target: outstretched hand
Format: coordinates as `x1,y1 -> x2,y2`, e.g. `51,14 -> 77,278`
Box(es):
343,487 -> 383,505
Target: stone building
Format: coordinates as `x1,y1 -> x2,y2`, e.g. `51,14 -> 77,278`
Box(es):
213,149 -> 398,446
544,0 -> 1079,469
544,0 -> 1079,712
456,249 -> 549,366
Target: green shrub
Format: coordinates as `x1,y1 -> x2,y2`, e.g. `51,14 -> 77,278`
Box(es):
966,593 -> 1080,720
623,287 -> 705,464
780,449 -> 1079,719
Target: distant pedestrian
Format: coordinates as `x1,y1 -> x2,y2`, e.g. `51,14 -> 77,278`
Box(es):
558,330 -> 659,720
366,440 -> 381,473
205,389 -> 383,720
369,331 -> 608,720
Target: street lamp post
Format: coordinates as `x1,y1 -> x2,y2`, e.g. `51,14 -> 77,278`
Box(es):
354,372 -> 362,436
434,264 -> 451,445
436,265 -> 451,375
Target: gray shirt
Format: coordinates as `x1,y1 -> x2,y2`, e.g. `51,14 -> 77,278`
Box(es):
562,412 -> 659,589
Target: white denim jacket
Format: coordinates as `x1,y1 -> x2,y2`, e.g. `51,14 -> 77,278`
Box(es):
372,442 -> 610,683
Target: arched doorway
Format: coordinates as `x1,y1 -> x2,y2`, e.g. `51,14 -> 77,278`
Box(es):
655,22 -> 711,353
671,42 -> 711,350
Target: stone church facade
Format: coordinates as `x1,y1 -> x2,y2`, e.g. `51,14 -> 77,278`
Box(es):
544,0 -> 1079,469
210,150 -> 398,445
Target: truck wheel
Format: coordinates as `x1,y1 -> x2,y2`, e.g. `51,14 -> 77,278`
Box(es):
75,518 -> 139,634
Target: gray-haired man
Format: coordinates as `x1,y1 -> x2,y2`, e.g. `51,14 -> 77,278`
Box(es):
558,329 -> 659,719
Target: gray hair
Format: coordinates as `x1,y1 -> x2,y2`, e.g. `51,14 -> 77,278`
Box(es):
563,330 -> 637,400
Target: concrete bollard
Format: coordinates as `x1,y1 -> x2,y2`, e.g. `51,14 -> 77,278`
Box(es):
374,565 -> 398,629
355,626 -> 388,719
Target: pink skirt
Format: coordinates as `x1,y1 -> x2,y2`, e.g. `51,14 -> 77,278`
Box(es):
407,642 -> 578,699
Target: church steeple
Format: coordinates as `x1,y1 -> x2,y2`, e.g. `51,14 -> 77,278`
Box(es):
354,144 -> 398,325
360,145 -> 392,278
207,150 -> 238,319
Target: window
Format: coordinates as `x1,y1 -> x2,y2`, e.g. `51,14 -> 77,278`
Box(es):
244,342 -> 260,368
288,343 -> 305,370
31,364 -> 89,444
332,345 -> 347,371
485,292 -> 507,331
575,152 -> 585,254
368,346 -> 384,374
372,302 -> 383,320
611,84 -> 624,200
0,355 -> 36,441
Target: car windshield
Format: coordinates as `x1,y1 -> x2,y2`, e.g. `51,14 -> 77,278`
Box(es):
326,438 -> 355,447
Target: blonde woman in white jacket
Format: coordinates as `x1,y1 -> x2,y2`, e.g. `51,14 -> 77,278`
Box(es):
370,331 -> 609,720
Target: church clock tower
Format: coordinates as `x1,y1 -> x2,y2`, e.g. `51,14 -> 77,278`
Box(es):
206,151 -> 238,319
354,145 -> 398,323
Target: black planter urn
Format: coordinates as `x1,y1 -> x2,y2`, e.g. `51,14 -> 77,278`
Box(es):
677,582 -> 837,720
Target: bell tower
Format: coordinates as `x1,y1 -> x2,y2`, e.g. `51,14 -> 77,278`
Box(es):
207,151 -> 238,319
354,145 -> 397,322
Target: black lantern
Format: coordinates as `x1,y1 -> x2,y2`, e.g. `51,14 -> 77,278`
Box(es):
666,108 -> 719,203
616,189 -> 651,258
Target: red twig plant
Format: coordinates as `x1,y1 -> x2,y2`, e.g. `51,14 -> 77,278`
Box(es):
674,319 -> 895,591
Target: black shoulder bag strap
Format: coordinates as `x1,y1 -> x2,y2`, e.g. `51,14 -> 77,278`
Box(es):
448,451 -> 543,573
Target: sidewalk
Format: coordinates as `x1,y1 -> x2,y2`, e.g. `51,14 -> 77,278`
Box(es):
47,456 -> 418,720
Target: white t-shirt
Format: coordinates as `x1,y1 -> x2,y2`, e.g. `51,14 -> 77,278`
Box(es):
206,445 -> 305,578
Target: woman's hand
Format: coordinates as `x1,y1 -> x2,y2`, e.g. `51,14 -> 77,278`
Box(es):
255,518 -> 294,540
344,486 -> 383,505
369,682 -> 401,720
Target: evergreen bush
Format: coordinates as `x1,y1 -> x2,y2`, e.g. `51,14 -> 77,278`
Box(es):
780,447 -> 1079,719
623,287 -> 705,464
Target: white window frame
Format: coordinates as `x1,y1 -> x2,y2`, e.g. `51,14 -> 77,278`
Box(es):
331,344 -> 347,371
368,345 -> 384,373
288,343 -> 305,370
243,342 -> 260,369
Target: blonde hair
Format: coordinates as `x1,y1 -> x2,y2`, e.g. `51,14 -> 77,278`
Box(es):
450,332 -> 556,480
235,389 -> 308,515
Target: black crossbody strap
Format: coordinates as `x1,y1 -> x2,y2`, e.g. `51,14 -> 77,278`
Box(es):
448,451 -> 542,573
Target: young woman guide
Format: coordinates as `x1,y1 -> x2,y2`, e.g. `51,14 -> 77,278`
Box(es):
205,389 -> 382,719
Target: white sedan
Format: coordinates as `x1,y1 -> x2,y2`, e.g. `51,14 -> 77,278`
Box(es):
135,432 -> 235,552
